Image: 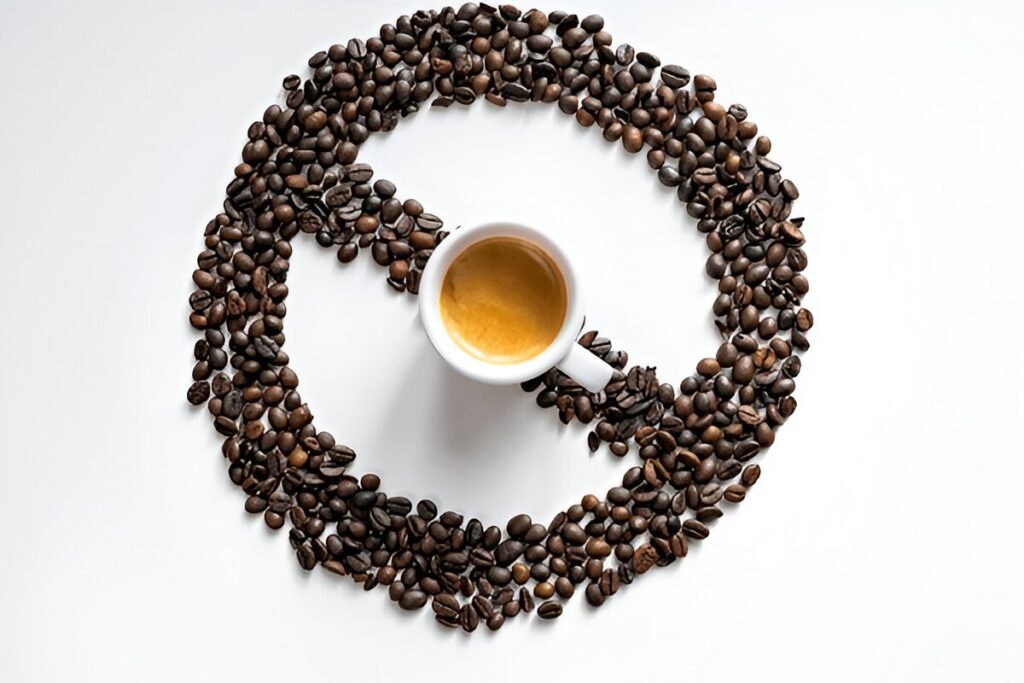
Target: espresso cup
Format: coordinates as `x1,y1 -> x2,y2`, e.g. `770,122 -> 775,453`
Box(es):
419,222 -> 615,393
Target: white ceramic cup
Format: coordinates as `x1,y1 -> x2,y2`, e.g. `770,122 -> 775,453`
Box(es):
418,221 -> 614,393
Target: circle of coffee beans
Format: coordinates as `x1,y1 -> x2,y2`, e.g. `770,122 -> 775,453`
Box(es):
187,6 -> 812,633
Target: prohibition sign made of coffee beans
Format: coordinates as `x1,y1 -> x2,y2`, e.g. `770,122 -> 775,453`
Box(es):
187,6 -> 813,632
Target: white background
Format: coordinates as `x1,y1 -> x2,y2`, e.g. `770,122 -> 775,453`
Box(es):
2,1 -> 1022,680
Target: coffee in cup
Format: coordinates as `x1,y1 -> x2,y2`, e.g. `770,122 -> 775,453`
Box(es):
439,236 -> 568,365
419,221 -> 614,393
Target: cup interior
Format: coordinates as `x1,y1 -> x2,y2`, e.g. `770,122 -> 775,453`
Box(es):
419,222 -> 584,385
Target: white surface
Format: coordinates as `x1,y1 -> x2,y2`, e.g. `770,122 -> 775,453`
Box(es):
1,1 -> 1022,681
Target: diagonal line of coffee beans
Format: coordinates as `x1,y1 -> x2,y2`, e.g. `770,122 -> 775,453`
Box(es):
186,6 -> 812,632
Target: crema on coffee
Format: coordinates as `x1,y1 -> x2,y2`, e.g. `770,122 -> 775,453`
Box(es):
439,237 -> 567,364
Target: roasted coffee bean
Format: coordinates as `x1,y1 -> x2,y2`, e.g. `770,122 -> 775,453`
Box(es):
472,594 -> 495,620
460,604 -> 479,632
599,568 -> 620,596
669,533 -> 688,558
507,513 -> 532,538
741,464 -> 762,487
296,544 -> 316,570
187,381 -> 210,405
622,126 -> 643,153
534,581 -> 555,599
399,590 -> 428,610
695,505 -> 723,523
519,588 -> 535,613
432,593 -> 460,619
724,484 -> 747,503
682,519 -> 710,539
796,308 -> 814,331
585,538 -> 611,558
632,544 -> 659,574
661,64 -> 690,88
512,562 -> 530,584
580,14 -> 604,32
416,500 -> 437,520
554,576 -> 574,599
615,42 -> 635,65
495,539 -> 524,565
537,601 -> 563,620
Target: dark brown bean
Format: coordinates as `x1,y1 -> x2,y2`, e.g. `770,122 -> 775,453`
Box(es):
537,601 -> 563,620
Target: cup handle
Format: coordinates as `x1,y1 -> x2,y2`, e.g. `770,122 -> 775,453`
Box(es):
557,342 -> 615,393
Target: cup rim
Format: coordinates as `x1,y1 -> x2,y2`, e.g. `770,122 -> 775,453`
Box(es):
418,221 -> 584,385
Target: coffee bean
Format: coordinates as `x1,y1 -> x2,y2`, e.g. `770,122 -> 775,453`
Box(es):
741,464 -> 761,487
264,510 -> 285,530
661,64 -> 690,88
632,544 -> 659,573
599,568 -> 620,596
581,14 -> 604,32
682,519 -> 709,539
187,381 -> 210,405
526,34 -> 552,53
416,500 -> 437,520
296,544 -> 316,570
724,484 -> 747,503
495,539 -> 524,565
585,538 -> 611,558
615,43 -> 634,65
669,533 -> 688,558
796,308 -> 814,331
622,126 -> 643,153
537,601 -> 563,619
658,165 -> 682,187
354,215 -> 379,234
519,588 -> 535,613
507,513 -> 532,539
460,604 -> 479,632
399,590 -> 428,610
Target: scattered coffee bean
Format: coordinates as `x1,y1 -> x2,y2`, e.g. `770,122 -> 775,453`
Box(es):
187,381 -> 210,405
537,601 -> 563,620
